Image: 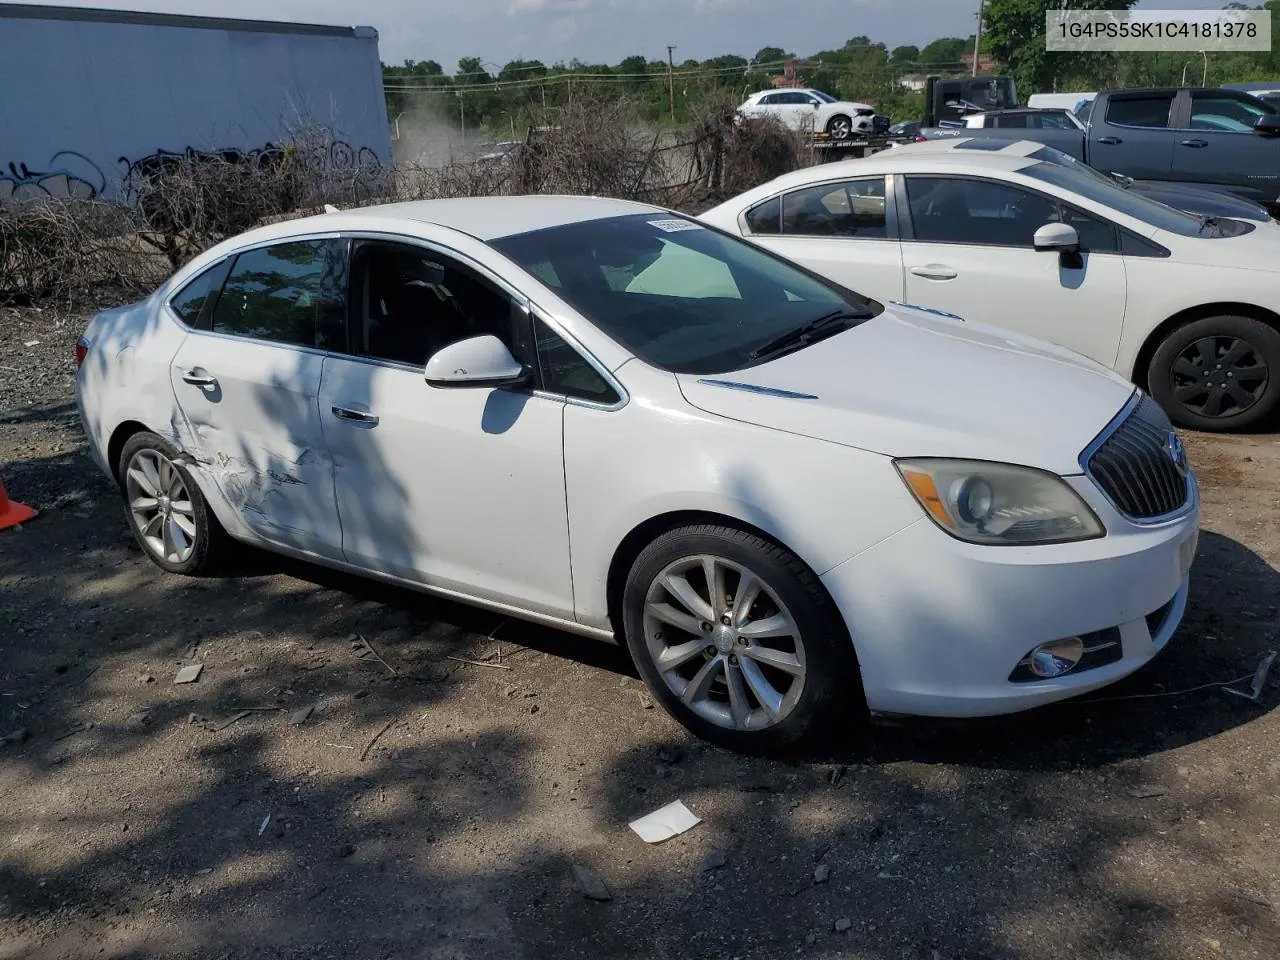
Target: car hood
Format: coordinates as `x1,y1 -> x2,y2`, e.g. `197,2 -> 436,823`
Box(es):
1130,181 -> 1271,222
826,101 -> 874,112
676,305 -> 1134,476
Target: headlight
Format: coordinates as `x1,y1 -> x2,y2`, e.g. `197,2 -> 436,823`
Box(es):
895,458 -> 1105,545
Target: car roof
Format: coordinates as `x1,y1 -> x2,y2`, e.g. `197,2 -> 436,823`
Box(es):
219,194 -> 665,247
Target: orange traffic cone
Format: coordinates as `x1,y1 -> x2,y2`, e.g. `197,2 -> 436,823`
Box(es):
0,474 -> 38,531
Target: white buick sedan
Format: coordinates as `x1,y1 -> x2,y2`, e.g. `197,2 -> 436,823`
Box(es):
76,197 -> 1199,751
700,138 -> 1280,432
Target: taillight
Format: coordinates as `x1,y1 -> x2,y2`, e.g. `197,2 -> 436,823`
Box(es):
75,335 -> 90,368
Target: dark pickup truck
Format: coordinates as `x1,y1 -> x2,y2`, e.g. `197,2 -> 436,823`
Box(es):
923,87 -> 1280,212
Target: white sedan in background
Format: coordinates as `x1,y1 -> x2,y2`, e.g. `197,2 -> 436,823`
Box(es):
738,88 -> 877,140
77,196 -> 1197,752
700,137 -> 1280,431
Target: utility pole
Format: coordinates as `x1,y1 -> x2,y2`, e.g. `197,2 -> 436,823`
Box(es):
972,0 -> 984,77
1200,49 -> 1208,85
667,44 -> 677,123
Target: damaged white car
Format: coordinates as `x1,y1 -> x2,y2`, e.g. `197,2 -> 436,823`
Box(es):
76,197 -> 1198,751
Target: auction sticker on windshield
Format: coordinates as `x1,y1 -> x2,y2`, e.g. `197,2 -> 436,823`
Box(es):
648,219 -> 704,233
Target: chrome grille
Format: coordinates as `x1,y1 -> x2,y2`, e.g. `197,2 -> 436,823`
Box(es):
1086,396 -> 1190,521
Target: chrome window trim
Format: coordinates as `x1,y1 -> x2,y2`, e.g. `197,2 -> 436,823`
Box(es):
1078,390 -> 1196,527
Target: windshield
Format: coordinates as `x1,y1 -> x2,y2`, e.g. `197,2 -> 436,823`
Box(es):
489,214 -> 878,374
1021,152 -> 1209,236
810,90 -> 838,103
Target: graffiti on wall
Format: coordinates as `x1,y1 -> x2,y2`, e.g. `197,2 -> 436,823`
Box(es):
0,151 -> 107,202
1,137 -> 383,206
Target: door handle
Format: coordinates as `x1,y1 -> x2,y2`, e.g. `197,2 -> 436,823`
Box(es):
909,264 -> 958,281
1179,138 -> 1208,148
331,406 -> 379,427
181,368 -> 218,387
1096,136 -> 1123,145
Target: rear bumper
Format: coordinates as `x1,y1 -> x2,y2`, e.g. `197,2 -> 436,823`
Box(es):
821,477 -> 1199,717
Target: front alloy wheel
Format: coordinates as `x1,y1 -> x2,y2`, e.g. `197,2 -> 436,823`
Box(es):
826,115 -> 853,140
643,555 -> 806,732
623,524 -> 865,752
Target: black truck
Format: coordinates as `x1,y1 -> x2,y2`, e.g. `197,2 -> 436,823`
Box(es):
923,87 -> 1280,212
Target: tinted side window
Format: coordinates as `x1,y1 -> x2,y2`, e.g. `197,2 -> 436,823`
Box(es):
211,240 -> 344,347
905,177 -> 1057,247
1189,94 -> 1269,132
1061,206 -> 1119,253
1035,113 -> 1075,130
1120,230 -> 1170,257
744,196 -> 782,235
535,319 -> 619,405
1106,95 -> 1173,128
169,259 -> 230,328
347,240 -> 522,367
781,180 -> 887,238
996,113 -> 1029,129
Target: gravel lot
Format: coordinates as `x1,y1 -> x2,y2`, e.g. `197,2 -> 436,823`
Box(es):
2,303 -> 1278,960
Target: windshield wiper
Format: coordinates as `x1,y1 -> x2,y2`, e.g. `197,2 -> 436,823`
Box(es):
747,309 -> 868,363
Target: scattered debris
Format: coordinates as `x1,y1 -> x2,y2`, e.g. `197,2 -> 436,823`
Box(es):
183,640 -> 200,659
353,634 -> 399,675
1,728 -> 29,746
1231,888 -> 1272,908
126,711 -> 152,730
258,814 -> 271,836
503,685 -> 519,698
360,720 -> 395,761
139,674 -> 155,684
174,664 -> 203,685
834,917 -> 852,933
700,850 -> 727,873
326,743 -> 354,750
638,694 -> 655,710
1129,785 -> 1170,799
829,764 -> 847,787
813,843 -> 832,864
23,340 -> 40,348
529,704 -> 540,714
73,665 -> 100,687
571,864 -> 612,901
290,705 -> 314,726
877,871 -> 904,880
333,843 -> 356,858
193,868 -> 213,876
1224,650 -> 1276,702
446,656 -> 511,671
629,799 -> 701,844
656,745 -> 683,765
53,722 -> 94,741
813,864 -> 831,884
208,711 -> 252,732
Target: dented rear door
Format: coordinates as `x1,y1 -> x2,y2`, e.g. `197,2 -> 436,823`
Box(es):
169,237 -> 345,557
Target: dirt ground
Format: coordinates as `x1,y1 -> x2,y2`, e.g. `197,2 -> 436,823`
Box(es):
1,303 -> 1278,960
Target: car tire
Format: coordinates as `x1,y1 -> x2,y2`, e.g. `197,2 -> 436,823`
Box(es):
622,523 -> 866,753
826,115 -> 853,141
117,431 -> 230,575
1148,315 -> 1280,432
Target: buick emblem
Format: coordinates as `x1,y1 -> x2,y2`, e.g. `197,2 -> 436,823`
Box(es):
1165,431 -> 1189,475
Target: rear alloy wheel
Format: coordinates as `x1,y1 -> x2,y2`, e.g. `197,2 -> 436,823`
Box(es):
826,115 -> 853,141
1148,315 -> 1280,431
623,524 -> 865,752
118,431 -> 229,575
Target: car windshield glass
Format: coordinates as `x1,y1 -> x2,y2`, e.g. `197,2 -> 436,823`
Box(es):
810,90 -> 838,103
489,214 -> 879,374
1021,154 -> 1206,236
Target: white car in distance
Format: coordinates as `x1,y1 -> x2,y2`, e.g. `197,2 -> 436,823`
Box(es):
738,88 -> 877,140
77,197 -> 1198,752
700,137 -> 1280,431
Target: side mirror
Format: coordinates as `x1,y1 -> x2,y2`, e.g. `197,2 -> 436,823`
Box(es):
1253,114 -> 1280,137
424,335 -> 530,389
1033,222 -> 1080,253
1034,222 -> 1083,268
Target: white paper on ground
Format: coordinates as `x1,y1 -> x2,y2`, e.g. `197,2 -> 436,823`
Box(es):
628,799 -> 701,843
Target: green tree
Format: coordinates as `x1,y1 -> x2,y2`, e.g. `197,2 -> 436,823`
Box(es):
919,37 -> 969,69
982,0 -> 1137,94
752,46 -> 791,67
890,45 -> 920,65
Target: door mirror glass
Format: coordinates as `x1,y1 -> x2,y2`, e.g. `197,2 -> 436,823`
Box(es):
1033,223 -> 1080,252
1253,114 -> 1280,137
425,334 -> 529,388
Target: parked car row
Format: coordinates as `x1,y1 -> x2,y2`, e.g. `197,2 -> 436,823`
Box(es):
83,132 -> 1259,751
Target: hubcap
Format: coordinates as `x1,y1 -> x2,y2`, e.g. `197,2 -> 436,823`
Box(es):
643,555 -> 806,732
125,449 -> 197,564
1171,335 -> 1269,419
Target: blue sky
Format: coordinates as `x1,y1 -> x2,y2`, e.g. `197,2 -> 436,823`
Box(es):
17,0 -> 1242,69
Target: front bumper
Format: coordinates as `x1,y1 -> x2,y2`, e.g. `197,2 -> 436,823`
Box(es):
821,475 -> 1200,717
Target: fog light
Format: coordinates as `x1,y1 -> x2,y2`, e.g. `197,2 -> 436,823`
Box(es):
1029,636 -> 1085,678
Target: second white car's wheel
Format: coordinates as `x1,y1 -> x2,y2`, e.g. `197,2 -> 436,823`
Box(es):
826,115 -> 853,140
622,524 -> 865,753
